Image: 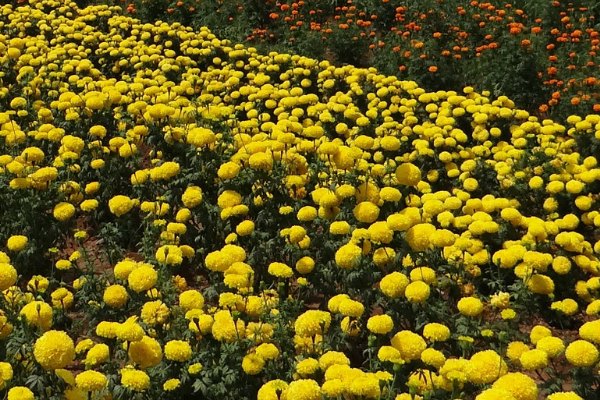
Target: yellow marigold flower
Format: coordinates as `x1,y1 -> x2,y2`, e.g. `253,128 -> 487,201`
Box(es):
164,340 -> 192,362
353,201 -> 380,224
103,284 -> 128,308
550,298 -> 579,316
463,177 -> 479,191
0,314 -> 13,339
211,310 -> 238,342
141,300 -> 170,326
565,340 -> 599,367
163,378 -> 181,391
457,297 -> 484,317
187,127 -> 216,147
405,223 -> 436,252
526,274 -> 554,295
409,267 -> 436,285
20,300 -> 53,331
182,186 -> 203,208
296,256 -> 315,274
396,162 -> 421,186
76,370 -> 107,392
319,351 -> 350,370
338,298 -> 364,318
176,208 -> 192,223
476,388 -> 517,400
349,374 -> 381,398
116,318 -> 145,342
0,361 -> 13,385
296,357 -> 320,376
179,289 -> 204,311
51,287 -> 74,309
242,353 -> 265,375
405,281 -> 430,303
297,206 -> 318,221
423,323 -> 451,342
506,341 -> 530,363
236,220 -> 255,236
7,387 -> 34,400
34,330 -> 75,370
391,331 -> 427,361
421,348 -> 446,368
6,235 -> 27,252
27,275 -> 49,293
256,343 -> 279,360
378,346 -> 403,364
120,368 -> 150,392
274,206 -> 292,216
113,258 -> 138,280
188,363 -> 203,375
294,310 -> 331,337
490,291 -> 511,309
108,195 -> 135,217
535,336 -> 564,358
75,339 -> 94,355
546,392 -> 584,400
329,221 -> 351,235
519,349 -> 548,370
248,152 -> 273,171
217,161 -> 241,180
217,190 -> 242,209
155,245 -> 183,266
257,380 -> 289,400
335,242 -> 362,269
127,264 -> 158,293
367,221 -> 393,244
492,372 -> 538,400
85,344 -> 110,367
340,316 -> 360,336
439,358 -> 469,383
95,321 -> 119,339
530,325 -> 552,344
150,161 -> 180,181
366,314 -> 394,334
53,202 -> 76,221
0,263 -> 17,291
501,308 -> 517,320
268,262 -> 293,278
380,187 -> 402,202
128,336 -> 163,369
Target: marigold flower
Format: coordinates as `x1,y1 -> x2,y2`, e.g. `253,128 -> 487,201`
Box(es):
164,340 -> 192,362
34,330 -> 75,370
128,336 -> 163,369
242,353 -> 265,375
127,264 -> 158,293
391,331 -> 427,361
103,284 -> 128,308
492,372 -> 538,400
565,340 -> 599,367
20,300 -> 53,331
7,387 -> 34,400
367,314 -> 394,334
53,201 -> 76,221
120,368 -> 150,392
0,263 -> 17,291
6,235 -> 27,252
76,370 -> 107,392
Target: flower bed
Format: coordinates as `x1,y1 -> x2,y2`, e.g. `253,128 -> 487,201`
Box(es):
0,1 -> 600,399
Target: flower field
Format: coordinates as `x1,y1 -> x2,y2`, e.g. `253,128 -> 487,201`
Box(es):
122,0 -> 600,120
1,1 -> 600,399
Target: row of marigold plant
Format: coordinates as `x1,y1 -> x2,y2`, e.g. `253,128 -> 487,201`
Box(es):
94,0 -> 600,121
